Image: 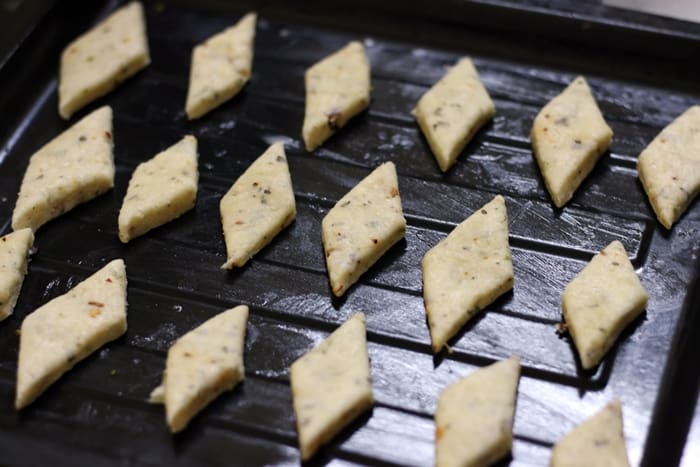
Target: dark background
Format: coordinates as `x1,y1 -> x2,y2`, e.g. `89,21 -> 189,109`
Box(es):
0,1 -> 699,465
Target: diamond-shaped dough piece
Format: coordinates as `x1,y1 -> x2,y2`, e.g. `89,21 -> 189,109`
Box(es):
531,76 -> 613,207
59,2 -> 150,119
118,135 -> 198,243
0,229 -> 34,321
220,142 -> 296,269
413,58 -> 495,172
562,241 -> 648,369
551,400 -> 630,467
435,356 -> 521,467
638,106 -> 700,229
12,106 -> 114,232
423,195 -> 513,353
15,259 -> 127,409
322,162 -> 406,297
302,41 -> 370,151
185,13 -> 256,120
290,313 -> 373,461
149,305 -> 248,433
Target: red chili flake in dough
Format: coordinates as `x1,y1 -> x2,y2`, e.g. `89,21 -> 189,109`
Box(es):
88,301 -> 104,307
105,278 -> 113,283
436,426 -> 445,441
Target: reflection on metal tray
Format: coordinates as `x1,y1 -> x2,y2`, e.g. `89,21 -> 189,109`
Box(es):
0,1 -> 698,466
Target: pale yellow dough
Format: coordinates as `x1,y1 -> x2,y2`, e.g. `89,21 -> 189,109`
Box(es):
186,13 -> 256,119
435,356 -> 521,467
16,259 -> 127,409
0,229 -> 34,321
413,58 -> 495,172
290,313 -> 373,461
118,135 -> 198,243
550,400 -> 630,467
422,195 -> 513,352
59,2 -> 150,119
321,162 -> 406,296
220,142 -> 296,268
302,41 -> 370,151
150,305 -> 248,433
562,241 -> 648,369
531,76 -> 613,207
12,106 -> 114,232
638,105 -> 700,229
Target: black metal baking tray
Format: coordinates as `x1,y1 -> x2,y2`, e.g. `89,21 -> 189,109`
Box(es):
0,1 -> 699,466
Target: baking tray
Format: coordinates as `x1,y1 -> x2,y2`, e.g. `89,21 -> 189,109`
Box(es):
0,1 -> 699,466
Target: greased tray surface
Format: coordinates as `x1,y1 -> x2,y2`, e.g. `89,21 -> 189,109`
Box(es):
0,1 -> 699,466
